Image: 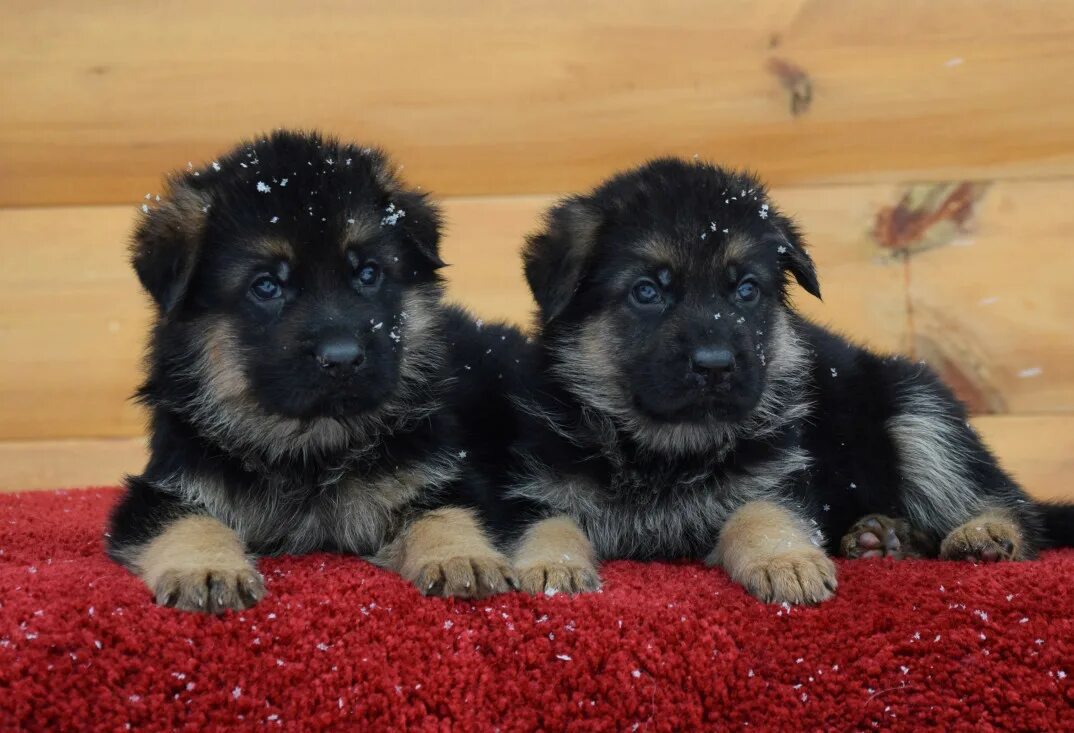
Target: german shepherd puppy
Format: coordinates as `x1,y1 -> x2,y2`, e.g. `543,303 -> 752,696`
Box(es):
107,131 -> 523,612
508,157 -> 1074,604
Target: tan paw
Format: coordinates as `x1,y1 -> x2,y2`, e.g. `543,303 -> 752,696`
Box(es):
840,514 -> 931,560
414,553 -> 516,599
737,547 -> 837,605
516,560 -> 601,596
940,515 -> 1022,562
151,563 -> 265,614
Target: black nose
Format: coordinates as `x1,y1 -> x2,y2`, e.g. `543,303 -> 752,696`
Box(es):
691,347 -> 735,374
314,336 -> 364,371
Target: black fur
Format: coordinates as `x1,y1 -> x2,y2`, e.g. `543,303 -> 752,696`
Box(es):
107,131 -> 525,604
509,157 -> 1072,568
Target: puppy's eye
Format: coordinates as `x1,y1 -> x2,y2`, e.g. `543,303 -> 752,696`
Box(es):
735,277 -> 760,303
250,274 -> 283,301
356,262 -> 381,287
630,278 -> 663,307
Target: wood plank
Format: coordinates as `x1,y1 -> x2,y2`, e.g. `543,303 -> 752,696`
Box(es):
2,417 -> 1070,503
0,437 -> 146,492
972,416 -> 1074,504
0,184 -> 908,441
3,1 -> 1074,206
904,181 -> 1074,414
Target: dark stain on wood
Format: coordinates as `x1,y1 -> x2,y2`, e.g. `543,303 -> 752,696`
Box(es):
766,57 -> 812,116
874,182 -> 990,254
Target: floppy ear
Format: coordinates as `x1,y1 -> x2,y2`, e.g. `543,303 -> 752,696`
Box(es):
130,177 -> 211,315
773,221 -> 821,300
390,189 -> 445,269
523,197 -> 602,322
364,149 -> 445,269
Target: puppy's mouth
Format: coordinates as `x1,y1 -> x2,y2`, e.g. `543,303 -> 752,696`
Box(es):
632,387 -> 756,424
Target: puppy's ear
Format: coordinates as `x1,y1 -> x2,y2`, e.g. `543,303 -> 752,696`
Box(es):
365,150 -> 445,269
391,190 -> 445,269
523,197 -> 603,322
773,221 -> 821,300
131,177 -> 212,315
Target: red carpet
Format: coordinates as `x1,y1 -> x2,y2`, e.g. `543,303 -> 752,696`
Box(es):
2,489 -> 1072,731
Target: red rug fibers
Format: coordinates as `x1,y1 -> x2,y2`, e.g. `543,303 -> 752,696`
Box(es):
2,490 -> 1072,731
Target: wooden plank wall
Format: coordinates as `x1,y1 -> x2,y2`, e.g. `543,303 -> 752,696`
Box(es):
1,1 -> 1072,497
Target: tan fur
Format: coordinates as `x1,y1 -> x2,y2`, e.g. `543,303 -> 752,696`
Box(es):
131,515 -> 264,614
708,500 -> 836,605
636,237 -> 684,272
940,508 -> 1026,561
720,233 -> 757,268
343,214 -> 381,247
247,237 -> 294,260
378,506 -> 513,599
204,319 -> 248,400
512,515 -> 601,595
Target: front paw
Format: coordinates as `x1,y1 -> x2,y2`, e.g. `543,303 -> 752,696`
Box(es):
412,553 -> 516,599
151,563 -> 265,614
516,559 -> 601,596
735,547 -> 837,605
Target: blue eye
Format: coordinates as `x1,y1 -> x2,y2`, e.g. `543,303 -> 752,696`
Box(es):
357,262 -> 381,287
250,274 -> 282,301
736,278 -> 759,302
631,278 -> 663,306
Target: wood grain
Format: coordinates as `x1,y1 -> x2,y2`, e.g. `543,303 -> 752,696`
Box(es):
0,184 -> 910,440
3,418 -> 1069,502
906,180 -> 1074,414
3,1 -> 1074,206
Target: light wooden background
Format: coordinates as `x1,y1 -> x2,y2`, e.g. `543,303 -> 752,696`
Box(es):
1,1 -> 1072,498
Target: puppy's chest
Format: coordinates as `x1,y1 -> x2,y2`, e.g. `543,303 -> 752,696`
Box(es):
191,453 -> 460,555
527,451 -> 806,560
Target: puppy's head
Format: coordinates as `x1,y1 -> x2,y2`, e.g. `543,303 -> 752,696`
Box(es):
524,158 -> 818,451
133,131 -> 445,443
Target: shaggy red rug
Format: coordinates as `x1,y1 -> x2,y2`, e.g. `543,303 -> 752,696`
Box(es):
1,489 -> 1072,731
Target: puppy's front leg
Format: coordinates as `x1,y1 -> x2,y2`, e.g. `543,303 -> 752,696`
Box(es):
122,515 -> 265,614
379,506 -> 515,599
708,500 -> 836,605
513,515 -> 601,595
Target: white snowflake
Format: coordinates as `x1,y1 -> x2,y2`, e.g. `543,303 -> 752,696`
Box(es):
211,161 -> 222,171
256,181 -> 271,193
279,178 -> 288,187
232,687 -> 241,699
269,216 -> 279,224
555,654 -> 572,661
759,203 -> 770,219
822,504 -> 831,512
381,202 -> 406,226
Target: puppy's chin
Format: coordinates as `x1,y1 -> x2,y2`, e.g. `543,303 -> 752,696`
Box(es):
250,376 -> 399,421
632,387 -> 759,425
